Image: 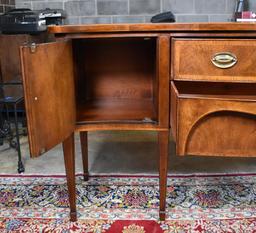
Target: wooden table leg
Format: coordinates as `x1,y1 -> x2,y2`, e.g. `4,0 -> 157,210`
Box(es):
80,131 -> 89,181
158,130 -> 169,221
63,133 -> 77,222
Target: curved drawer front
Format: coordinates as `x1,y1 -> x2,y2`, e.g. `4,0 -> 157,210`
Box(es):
172,39 -> 256,82
170,82 -> 256,157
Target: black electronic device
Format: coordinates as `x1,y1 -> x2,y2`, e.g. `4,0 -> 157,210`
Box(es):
151,11 -> 175,23
38,8 -> 66,25
0,8 -> 66,34
0,8 -> 46,34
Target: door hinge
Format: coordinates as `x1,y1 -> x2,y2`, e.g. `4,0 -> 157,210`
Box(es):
30,43 -> 37,53
142,117 -> 157,124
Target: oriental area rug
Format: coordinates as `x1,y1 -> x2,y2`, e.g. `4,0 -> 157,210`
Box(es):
0,174 -> 256,232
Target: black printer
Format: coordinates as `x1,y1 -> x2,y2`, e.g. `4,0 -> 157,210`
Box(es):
39,8 -> 67,26
0,8 -> 66,34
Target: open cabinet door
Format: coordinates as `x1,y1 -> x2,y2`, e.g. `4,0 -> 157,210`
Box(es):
20,40 -> 76,157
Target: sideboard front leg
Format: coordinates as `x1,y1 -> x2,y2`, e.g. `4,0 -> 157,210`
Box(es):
80,131 -> 89,181
158,131 -> 169,221
63,133 -> 77,222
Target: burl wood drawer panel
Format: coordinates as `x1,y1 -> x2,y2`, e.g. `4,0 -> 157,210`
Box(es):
172,39 -> 256,82
170,81 -> 256,157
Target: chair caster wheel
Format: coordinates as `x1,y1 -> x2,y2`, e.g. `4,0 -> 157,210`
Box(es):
10,140 -> 17,149
17,161 -> 25,173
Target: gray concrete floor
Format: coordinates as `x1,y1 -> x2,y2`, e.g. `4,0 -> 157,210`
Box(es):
1,131 -> 256,175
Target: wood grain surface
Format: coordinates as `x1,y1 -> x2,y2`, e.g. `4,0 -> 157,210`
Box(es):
171,81 -> 256,157
20,40 -> 75,157
48,23 -> 256,34
172,39 -> 256,82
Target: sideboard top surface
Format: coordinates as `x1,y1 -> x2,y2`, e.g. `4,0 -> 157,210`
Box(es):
48,23 -> 256,34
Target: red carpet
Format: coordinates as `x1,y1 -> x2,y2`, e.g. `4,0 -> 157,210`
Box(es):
0,174 -> 256,232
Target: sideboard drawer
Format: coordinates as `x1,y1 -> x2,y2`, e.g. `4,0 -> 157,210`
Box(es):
170,81 -> 256,157
172,39 -> 256,82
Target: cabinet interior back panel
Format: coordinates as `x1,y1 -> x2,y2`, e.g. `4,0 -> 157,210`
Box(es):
73,38 -> 156,101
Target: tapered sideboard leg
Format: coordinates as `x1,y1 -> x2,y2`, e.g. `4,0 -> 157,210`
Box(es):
63,133 -> 77,222
80,131 -> 89,181
158,131 -> 169,221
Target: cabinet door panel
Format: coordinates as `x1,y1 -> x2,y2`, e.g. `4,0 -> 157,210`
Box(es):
20,41 -> 75,157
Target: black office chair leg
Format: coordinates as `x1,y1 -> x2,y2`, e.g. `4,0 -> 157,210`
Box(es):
0,106 -> 4,146
22,109 -> 27,136
5,104 -> 14,144
14,104 -> 24,173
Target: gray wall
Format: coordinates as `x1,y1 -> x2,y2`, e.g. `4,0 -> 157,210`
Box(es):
15,0 -> 256,24
0,0 -> 15,14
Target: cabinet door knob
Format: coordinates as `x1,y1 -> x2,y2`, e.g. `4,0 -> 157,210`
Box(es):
211,52 -> 237,69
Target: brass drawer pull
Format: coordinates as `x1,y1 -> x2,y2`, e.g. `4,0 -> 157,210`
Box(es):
211,52 -> 237,69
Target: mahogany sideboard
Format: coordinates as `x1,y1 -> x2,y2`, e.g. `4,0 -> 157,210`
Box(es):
19,23 -> 256,221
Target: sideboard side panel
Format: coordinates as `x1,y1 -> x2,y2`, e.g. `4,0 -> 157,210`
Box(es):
157,35 -> 170,128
